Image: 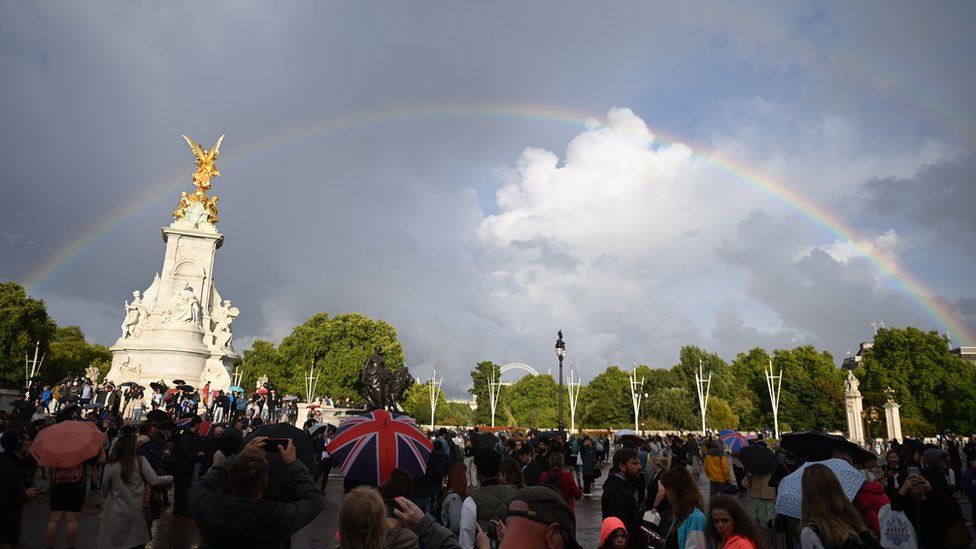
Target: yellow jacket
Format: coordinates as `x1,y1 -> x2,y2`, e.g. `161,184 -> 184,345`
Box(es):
704,454 -> 731,483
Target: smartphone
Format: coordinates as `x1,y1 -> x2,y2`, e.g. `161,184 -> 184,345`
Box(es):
907,466 -> 920,477
263,438 -> 290,453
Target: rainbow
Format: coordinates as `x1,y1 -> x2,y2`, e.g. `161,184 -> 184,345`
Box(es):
22,102 -> 974,345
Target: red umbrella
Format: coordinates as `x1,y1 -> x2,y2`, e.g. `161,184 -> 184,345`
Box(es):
257,387 -> 269,395
30,421 -> 106,468
327,409 -> 433,486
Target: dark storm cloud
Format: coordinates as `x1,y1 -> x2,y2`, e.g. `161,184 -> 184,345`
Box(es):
858,156 -> 976,255
2,2 -> 976,393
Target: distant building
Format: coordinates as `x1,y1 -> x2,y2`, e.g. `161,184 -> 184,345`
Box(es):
842,341 -> 874,370
447,398 -> 478,410
950,346 -> 976,364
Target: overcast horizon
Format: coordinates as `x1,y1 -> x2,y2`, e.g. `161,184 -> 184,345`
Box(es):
2,2 -> 975,396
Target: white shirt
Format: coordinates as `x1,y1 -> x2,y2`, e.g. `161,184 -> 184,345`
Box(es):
457,496 -> 478,549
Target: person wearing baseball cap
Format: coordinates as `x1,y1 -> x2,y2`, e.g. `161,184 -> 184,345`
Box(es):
499,485 -> 581,549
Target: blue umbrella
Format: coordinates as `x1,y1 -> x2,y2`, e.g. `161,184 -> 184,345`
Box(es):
228,385 -> 244,392
719,430 -> 748,453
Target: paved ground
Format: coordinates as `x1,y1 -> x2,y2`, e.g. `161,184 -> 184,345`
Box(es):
17,463 -> 974,548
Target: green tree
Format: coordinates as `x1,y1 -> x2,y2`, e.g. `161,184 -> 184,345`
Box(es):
501,374 -> 562,428
578,366 -> 632,429
705,397 -> 739,430
469,361 -> 501,424
239,340 -> 288,393
773,346 -> 845,431
46,326 -> 112,383
729,348 -> 772,430
274,312 -> 405,401
401,380 -> 452,427
857,327 -> 976,433
0,282 -> 57,389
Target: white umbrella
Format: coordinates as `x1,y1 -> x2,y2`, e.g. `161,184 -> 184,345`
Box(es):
775,458 -> 865,519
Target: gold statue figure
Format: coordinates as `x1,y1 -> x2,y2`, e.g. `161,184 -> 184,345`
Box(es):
172,133 -> 225,224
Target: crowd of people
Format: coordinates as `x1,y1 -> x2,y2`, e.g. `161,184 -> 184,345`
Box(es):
1,378 -> 975,549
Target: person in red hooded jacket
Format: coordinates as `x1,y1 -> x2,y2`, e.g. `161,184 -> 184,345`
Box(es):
539,452 -> 583,517
852,479 -> 889,538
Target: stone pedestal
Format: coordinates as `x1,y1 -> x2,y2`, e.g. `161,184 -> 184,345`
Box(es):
844,373 -> 865,445
107,221 -> 238,391
884,402 -> 903,442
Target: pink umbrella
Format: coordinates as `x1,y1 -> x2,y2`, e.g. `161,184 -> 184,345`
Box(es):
30,421 -> 106,468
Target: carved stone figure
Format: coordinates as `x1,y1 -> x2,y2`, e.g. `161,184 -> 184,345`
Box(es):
361,346 -> 412,411
163,283 -> 202,326
85,365 -> 102,385
119,354 -> 142,377
845,371 -> 860,393
210,299 -> 239,350
121,291 -> 148,339
884,386 -> 896,404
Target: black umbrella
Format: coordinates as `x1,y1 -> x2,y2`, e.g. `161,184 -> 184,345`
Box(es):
120,382 -> 140,388
780,430 -> 875,465
244,423 -> 315,502
9,399 -> 30,409
738,443 -> 777,475
475,432 -> 499,451
263,382 -> 276,390
177,384 -> 195,392
150,382 -> 167,393
172,379 -> 186,385
84,402 -> 105,409
145,409 -> 169,424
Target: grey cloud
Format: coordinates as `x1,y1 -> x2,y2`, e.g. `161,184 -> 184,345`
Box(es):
857,156 -> 976,255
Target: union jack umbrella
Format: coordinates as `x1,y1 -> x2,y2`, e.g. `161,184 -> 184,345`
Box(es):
327,409 -> 433,486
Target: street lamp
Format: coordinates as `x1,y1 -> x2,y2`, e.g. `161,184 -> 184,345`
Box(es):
555,330 -> 566,434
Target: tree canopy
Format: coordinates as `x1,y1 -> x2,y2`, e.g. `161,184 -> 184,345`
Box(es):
0,282 -> 108,388
240,312 -> 405,400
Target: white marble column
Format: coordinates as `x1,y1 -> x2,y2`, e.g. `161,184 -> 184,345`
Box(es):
844,372 -> 865,445
884,402 -> 902,442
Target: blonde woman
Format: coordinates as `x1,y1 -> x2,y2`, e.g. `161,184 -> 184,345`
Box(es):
339,486 -> 388,549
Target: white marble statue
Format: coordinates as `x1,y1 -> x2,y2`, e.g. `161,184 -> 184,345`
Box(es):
163,283 -> 202,326
121,291 -> 148,339
845,371 -> 860,393
210,299 -> 239,351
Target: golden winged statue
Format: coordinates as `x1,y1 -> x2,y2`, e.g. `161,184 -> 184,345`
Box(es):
173,133 -> 225,224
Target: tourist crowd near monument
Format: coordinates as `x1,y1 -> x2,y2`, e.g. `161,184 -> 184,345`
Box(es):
2,135 -> 974,549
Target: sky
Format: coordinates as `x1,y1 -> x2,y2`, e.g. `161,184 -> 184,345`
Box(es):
2,2 -> 975,396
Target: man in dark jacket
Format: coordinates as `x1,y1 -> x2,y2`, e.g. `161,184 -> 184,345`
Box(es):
0,429 -> 38,547
518,445 -> 542,486
601,448 -> 646,549
189,436 -> 323,548
173,417 -> 203,515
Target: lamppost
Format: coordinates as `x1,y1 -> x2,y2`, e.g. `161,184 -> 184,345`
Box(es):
695,359 -> 711,436
628,364 -> 645,432
428,364 -> 442,431
566,359 -> 582,435
555,330 -> 566,434
764,357 -> 783,439
487,366 -> 502,429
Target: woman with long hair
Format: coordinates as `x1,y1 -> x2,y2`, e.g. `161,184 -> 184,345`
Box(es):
499,457 -> 525,490
706,495 -> 765,549
440,463 -> 468,536
339,486 -> 389,549
799,464 -> 876,548
539,452 -> 582,517
97,433 -> 173,549
660,467 -> 707,549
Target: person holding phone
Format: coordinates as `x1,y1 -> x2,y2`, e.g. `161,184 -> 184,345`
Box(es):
889,464 -> 959,548
189,436 -> 324,548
